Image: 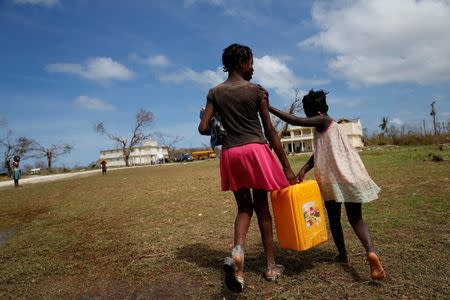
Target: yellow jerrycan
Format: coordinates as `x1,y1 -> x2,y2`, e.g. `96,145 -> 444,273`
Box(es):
271,180 -> 328,251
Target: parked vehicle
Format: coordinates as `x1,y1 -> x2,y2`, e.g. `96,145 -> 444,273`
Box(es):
191,150 -> 216,160
180,153 -> 194,162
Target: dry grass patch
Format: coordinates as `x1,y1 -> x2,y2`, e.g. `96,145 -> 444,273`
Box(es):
0,146 -> 449,299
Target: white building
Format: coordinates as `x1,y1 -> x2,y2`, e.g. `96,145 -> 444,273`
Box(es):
280,118 -> 364,154
99,140 -> 169,167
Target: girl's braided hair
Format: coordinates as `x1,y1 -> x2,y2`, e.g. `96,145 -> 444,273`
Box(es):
302,89 -> 329,115
222,43 -> 253,72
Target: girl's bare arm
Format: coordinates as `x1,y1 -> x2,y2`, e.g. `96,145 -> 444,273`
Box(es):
269,105 -> 328,128
260,93 -> 297,185
198,101 -> 214,135
298,155 -> 314,181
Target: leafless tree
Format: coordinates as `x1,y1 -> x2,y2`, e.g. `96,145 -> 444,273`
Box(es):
95,109 -> 154,166
29,142 -> 73,170
270,88 -> 304,138
153,132 -> 184,160
0,129 -> 33,176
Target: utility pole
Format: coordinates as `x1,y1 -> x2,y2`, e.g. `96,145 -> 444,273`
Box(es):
430,101 -> 437,136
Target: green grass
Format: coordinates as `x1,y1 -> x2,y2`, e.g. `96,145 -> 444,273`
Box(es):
0,145 -> 449,299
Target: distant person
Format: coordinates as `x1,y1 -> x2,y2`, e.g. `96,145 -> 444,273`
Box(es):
269,89 -> 386,281
198,43 -> 297,293
100,160 -> 107,175
12,155 -> 21,188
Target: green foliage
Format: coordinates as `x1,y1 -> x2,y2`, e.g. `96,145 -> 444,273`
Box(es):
365,125 -> 450,146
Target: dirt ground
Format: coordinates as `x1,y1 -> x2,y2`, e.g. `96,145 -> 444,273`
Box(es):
0,146 -> 449,299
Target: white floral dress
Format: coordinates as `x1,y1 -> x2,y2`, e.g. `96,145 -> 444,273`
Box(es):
313,121 -> 380,203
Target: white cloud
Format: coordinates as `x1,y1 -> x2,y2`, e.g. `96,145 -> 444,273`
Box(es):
14,0 -> 59,7
299,0 -> 450,86
183,0 -> 274,28
159,55 -> 328,100
184,0 -> 223,7
253,55 -> 328,99
74,96 -> 116,111
391,118 -> 404,126
46,57 -> 134,84
130,53 -> 170,68
160,67 -> 226,86
148,55 -> 170,68
328,96 -> 362,108
253,56 -> 304,99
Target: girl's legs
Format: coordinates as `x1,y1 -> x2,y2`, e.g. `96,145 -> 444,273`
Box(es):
253,189 -> 283,279
231,188 -> 254,279
14,179 -> 19,187
344,203 -> 374,253
345,202 -> 385,280
324,201 -> 348,262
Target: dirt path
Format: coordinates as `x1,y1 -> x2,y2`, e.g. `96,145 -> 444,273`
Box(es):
0,161 -> 203,189
0,169 -> 103,189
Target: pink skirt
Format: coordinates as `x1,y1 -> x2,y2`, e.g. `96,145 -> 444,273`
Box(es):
220,143 -> 289,192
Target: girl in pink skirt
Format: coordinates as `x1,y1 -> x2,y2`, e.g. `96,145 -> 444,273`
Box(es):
199,43 -> 297,293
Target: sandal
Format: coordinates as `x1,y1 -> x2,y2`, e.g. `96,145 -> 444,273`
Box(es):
223,245 -> 245,293
265,264 -> 285,282
367,252 -> 386,281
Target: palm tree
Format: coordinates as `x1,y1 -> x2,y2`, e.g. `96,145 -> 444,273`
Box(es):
378,116 -> 389,135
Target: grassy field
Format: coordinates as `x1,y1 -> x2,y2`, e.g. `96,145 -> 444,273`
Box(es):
0,145 -> 449,299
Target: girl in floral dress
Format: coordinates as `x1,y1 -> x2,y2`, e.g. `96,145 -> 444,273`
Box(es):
269,90 -> 385,281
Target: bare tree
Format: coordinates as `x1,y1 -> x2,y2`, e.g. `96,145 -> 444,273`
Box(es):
270,88 -> 304,138
29,142 -> 73,170
95,109 -> 154,166
0,129 -> 33,176
153,132 -> 184,161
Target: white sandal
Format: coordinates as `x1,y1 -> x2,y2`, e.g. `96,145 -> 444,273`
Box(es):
223,245 -> 245,293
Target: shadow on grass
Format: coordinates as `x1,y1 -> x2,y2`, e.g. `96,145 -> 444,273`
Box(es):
177,243 -> 369,298
176,242 -> 228,270
276,247 -> 338,276
339,263 -> 364,282
176,242 -> 355,277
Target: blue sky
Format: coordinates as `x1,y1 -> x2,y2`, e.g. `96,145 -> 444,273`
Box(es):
1,0 -> 449,167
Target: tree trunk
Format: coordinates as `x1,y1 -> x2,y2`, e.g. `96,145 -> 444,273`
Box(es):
4,159 -> 12,177
47,152 -> 52,170
123,148 -> 131,167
